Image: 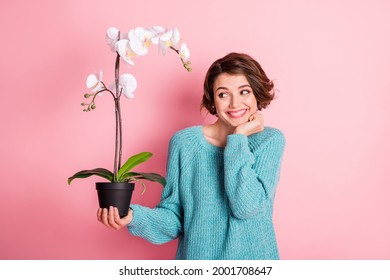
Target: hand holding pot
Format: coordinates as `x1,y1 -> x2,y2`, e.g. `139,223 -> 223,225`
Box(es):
97,206 -> 133,230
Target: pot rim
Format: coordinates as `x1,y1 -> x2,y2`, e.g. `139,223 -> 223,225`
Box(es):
96,182 -> 135,190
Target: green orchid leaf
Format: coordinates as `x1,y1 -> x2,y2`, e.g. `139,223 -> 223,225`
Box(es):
68,168 -> 114,185
121,172 -> 166,187
117,152 -> 153,180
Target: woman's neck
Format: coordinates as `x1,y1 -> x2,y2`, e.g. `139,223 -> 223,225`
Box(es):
203,120 -> 234,147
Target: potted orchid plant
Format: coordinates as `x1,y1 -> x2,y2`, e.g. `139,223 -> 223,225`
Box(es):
68,26 -> 191,217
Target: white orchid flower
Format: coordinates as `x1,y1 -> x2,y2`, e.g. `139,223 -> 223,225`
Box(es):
86,70 -> 104,93
106,27 -> 120,52
128,28 -> 155,56
149,26 -> 165,44
106,27 -> 129,51
119,74 -> 137,99
179,43 -> 190,62
158,30 -> 172,55
115,39 -> 136,67
171,28 -> 181,46
159,28 -> 180,55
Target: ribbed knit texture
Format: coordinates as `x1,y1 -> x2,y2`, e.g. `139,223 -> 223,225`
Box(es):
128,125 -> 285,260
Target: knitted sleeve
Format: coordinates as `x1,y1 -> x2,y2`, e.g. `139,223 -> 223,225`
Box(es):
224,128 -> 285,219
127,135 -> 183,244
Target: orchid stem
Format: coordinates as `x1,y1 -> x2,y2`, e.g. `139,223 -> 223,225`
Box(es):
113,34 -> 121,181
117,90 -> 123,170
100,82 -> 116,99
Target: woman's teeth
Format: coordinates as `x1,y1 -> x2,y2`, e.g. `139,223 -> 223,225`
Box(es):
227,109 -> 247,118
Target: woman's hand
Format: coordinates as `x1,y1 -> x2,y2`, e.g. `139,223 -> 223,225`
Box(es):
97,206 -> 133,230
234,111 -> 264,136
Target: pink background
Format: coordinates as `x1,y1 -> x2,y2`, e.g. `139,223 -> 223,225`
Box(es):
1,0 -> 389,259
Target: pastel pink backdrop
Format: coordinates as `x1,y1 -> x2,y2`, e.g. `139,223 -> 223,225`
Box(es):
0,0 -> 389,259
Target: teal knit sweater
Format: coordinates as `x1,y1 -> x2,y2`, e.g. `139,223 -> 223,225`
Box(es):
128,125 -> 285,260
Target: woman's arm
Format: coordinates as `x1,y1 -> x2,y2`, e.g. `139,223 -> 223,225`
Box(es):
126,135 -> 184,244
224,128 -> 285,219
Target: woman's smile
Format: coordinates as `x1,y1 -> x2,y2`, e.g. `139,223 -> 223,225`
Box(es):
226,109 -> 248,118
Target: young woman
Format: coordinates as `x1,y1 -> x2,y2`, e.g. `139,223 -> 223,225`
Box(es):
97,52 -> 286,260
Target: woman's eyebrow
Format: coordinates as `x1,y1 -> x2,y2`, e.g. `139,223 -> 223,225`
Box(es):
215,84 -> 251,91
215,86 -> 228,91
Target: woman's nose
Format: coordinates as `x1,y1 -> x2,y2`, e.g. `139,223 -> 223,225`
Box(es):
229,95 -> 240,108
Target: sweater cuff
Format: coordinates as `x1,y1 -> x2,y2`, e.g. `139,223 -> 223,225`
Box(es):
127,204 -> 143,231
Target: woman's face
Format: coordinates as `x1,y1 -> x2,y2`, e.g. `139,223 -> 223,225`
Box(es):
213,73 -> 258,129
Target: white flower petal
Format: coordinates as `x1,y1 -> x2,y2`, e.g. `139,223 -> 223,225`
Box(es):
115,39 -> 127,54
128,29 -> 148,56
151,37 -> 159,45
130,38 -> 148,56
159,42 -> 168,55
171,28 -> 181,46
179,43 -> 190,61
106,27 -> 120,51
115,40 -> 136,66
123,91 -> 135,99
86,74 -> 98,89
134,27 -> 154,40
150,26 -> 165,35
119,73 -> 137,93
150,26 -> 165,45
93,82 -> 104,93
128,29 -> 136,40
106,27 -> 119,40
159,29 -> 173,42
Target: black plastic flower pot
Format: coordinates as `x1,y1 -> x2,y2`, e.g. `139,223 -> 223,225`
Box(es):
96,182 -> 135,218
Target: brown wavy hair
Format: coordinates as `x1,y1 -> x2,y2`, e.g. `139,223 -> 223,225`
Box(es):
202,52 -> 275,115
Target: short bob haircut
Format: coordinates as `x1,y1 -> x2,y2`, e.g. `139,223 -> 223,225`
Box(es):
202,52 -> 275,115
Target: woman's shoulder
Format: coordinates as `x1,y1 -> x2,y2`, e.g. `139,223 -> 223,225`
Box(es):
171,125 -> 201,139
169,125 -> 203,147
262,126 -> 285,139
167,126 -> 205,163
248,126 -> 286,151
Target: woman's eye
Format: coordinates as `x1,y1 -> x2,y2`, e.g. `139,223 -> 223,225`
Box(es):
218,92 -> 228,98
241,90 -> 250,95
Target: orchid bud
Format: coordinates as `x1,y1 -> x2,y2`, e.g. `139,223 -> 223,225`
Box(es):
84,94 -> 90,98
91,104 -> 96,110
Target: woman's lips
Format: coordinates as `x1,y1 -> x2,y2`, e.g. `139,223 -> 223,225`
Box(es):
227,109 -> 247,118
